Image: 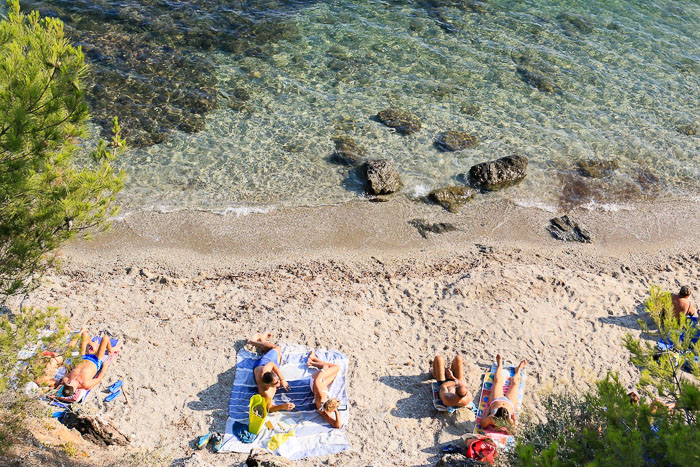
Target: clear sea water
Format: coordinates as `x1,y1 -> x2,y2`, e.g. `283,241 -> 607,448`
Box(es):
9,1 -> 700,213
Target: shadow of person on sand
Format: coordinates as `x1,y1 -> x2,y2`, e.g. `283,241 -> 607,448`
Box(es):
598,303 -> 658,340
187,340 -> 248,434
379,374 -> 437,420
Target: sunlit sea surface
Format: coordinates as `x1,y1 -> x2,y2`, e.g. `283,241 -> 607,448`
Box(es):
10,1 -> 700,213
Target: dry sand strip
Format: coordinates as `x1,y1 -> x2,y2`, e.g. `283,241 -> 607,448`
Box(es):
22,197 -> 700,466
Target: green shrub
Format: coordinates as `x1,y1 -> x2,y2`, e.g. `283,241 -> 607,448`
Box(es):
0,0 -> 124,300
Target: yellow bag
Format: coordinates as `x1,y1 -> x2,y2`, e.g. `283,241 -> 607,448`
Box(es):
248,394 -> 267,434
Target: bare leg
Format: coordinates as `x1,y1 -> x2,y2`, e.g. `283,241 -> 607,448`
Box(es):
248,333 -> 279,360
450,355 -> 464,380
95,334 -> 113,358
78,329 -> 91,355
432,355 -> 446,381
505,360 -> 527,407
491,354 -> 506,399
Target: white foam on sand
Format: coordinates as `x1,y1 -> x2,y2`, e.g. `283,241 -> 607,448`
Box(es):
581,201 -> 635,212
411,184 -> 431,198
212,206 -> 273,216
513,199 -> 558,213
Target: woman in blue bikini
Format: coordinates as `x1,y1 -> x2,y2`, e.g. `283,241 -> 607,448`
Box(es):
481,354 -> 527,434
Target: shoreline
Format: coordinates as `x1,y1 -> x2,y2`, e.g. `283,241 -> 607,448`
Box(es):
22,196 -> 700,465
64,195 -> 699,271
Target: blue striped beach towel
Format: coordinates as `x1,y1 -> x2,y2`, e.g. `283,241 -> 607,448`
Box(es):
218,344 -> 351,459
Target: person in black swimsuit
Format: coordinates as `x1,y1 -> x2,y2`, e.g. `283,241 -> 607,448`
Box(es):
432,354 -> 472,407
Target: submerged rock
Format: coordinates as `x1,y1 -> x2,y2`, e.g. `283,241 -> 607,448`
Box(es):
435,131 -> 479,152
458,103 -> 480,116
409,219 -> 457,238
676,123 -> 697,136
329,136 -> 366,166
517,66 -> 557,93
376,108 -> 422,135
467,155 -> 528,191
429,186 -> 476,212
363,159 -> 402,195
548,215 -> 592,243
559,13 -> 593,34
577,159 -> 619,178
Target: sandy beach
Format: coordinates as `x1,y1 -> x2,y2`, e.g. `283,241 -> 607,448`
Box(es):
20,196 -> 700,466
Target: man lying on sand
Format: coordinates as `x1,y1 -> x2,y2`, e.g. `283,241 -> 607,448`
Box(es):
61,328 -> 118,396
307,351 -> 343,428
249,332 -> 295,412
431,354 -> 472,407
480,355 -> 526,435
672,285 -> 696,321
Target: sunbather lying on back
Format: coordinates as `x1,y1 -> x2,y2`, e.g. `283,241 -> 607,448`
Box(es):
249,332 -> 294,412
480,355 -> 526,435
61,328 -> 118,397
307,351 -> 343,428
432,354 -> 473,408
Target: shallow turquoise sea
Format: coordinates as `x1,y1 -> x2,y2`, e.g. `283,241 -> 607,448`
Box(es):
10,1 -> 700,213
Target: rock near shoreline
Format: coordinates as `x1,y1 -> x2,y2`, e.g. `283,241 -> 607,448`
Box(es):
363,159 -> 402,195
429,186 -> 476,212
435,131 -> 479,152
376,108 -> 422,134
467,155 -> 528,191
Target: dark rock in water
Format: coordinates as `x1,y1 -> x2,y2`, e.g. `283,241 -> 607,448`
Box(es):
676,123 -> 697,136
409,219 -> 457,239
559,13 -> 593,34
548,215 -> 593,243
606,22 -> 622,31
467,155 -> 528,191
376,108 -> 422,135
228,87 -> 252,112
20,0 -> 304,147
577,159 -> 619,178
363,159 -> 402,195
467,2 -> 488,14
429,186 -> 476,212
435,131 -> 479,152
329,136 -> 366,166
459,103 -> 480,116
436,452 -> 472,466
517,67 -> 557,93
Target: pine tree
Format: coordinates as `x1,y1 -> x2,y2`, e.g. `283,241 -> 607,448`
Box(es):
0,0 -> 124,299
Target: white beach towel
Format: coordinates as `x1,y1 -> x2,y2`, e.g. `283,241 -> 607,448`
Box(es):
218,343 -> 351,459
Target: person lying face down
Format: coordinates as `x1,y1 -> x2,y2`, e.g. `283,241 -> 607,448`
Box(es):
249,332 -> 295,412
307,351 -> 343,429
432,354 -> 473,408
61,328 -> 117,396
480,355 -> 527,435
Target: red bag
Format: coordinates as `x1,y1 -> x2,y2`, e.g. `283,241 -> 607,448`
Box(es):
465,437 -> 497,465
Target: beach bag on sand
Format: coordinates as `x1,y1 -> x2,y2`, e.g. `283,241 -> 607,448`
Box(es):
465,436 -> 497,465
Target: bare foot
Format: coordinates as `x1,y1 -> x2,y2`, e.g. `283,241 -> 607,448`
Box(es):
496,354 -> 502,367
248,332 -> 272,344
307,351 -> 316,367
515,359 -> 527,373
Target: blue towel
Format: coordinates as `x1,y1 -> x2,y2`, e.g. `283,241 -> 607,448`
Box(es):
231,421 -> 256,443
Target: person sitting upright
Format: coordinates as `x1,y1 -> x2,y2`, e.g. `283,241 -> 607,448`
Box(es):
307,351 -> 343,428
431,354 -> 472,408
61,328 -> 117,397
248,332 -> 294,412
480,355 -> 526,435
672,285 -> 696,321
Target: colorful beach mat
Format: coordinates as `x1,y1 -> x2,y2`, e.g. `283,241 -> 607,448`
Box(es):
473,363 -> 527,449
219,343 -> 350,459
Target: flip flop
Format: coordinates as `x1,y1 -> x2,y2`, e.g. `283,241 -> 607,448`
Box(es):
51,411 -> 65,419
212,432 -> 223,452
107,380 -> 123,393
196,432 -> 212,450
104,389 -> 121,402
